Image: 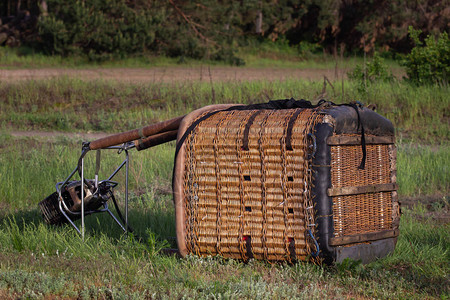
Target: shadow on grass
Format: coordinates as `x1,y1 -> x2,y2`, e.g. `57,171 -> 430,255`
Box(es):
0,197 -> 177,248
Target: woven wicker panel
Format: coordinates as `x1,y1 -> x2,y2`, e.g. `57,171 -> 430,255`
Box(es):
183,108 -> 321,261
332,192 -> 393,237
331,142 -> 393,237
330,143 -> 391,187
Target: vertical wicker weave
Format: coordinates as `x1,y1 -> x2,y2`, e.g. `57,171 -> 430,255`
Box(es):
183,108 -> 322,261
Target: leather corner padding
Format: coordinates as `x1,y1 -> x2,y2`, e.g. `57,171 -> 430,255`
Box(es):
323,106 -> 394,136
335,237 -> 397,264
311,122 -> 335,264
173,104 -> 238,257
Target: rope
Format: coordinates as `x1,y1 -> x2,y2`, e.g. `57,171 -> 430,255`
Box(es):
307,229 -> 320,257
111,193 -> 134,233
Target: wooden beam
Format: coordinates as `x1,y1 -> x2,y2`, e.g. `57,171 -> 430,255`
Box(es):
327,183 -> 398,197
329,229 -> 399,246
327,135 -> 395,145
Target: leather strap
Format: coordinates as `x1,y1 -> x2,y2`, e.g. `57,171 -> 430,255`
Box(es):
286,109 -> 304,151
242,111 -> 262,150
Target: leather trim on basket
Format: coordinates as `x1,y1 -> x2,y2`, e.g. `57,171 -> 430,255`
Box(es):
329,229 -> 399,246
242,110 -> 262,150
173,104 -> 239,257
286,109 -> 304,151
311,122 -> 335,264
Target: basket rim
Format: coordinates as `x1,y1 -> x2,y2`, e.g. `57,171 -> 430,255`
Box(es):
173,104 -> 237,257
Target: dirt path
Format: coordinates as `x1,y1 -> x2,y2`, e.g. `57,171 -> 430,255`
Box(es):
0,67 -> 342,83
10,130 -> 110,140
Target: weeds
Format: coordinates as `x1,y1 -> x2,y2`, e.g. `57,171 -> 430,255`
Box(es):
0,77 -> 448,143
347,53 -> 394,94
0,269 -> 77,299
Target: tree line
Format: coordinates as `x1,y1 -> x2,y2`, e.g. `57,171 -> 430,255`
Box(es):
0,0 -> 448,63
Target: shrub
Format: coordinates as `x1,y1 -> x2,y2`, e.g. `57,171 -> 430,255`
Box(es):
347,53 -> 394,93
36,0 -> 245,64
38,0 -> 162,61
402,27 -> 449,85
297,41 -> 322,59
348,53 -> 394,83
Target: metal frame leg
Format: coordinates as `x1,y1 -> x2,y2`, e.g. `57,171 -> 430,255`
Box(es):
104,203 -> 127,232
81,155 -> 85,240
125,149 -> 129,236
58,201 -> 81,235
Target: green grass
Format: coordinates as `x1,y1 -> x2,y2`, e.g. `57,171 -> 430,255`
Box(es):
1,45 -> 403,69
237,39 -> 402,69
0,134 -> 447,212
0,204 -> 447,299
1,78 -> 448,143
0,75 -> 448,298
397,143 -> 449,196
0,47 -> 182,69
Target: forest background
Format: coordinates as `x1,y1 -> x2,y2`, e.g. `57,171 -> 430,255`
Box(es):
1,0 -> 449,64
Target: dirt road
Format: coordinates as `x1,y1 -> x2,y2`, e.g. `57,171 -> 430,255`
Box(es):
0,67 -> 342,83
9,130 -> 110,140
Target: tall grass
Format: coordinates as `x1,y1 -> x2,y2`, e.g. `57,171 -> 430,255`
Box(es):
0,136 -> 174,211
0,78 -> 448,143
397,143 -> 449,196
0,134 -> 447,213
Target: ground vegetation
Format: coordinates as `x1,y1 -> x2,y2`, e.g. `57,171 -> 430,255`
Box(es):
0,71 -> 448,298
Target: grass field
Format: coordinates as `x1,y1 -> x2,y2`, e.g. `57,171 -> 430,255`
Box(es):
0,67 -> 448,298
0,45 -> 403,70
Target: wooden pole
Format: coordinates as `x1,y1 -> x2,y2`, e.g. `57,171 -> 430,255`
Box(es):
89,115 -> 184,150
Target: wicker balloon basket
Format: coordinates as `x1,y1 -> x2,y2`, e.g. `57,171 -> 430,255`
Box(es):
173,100 -> 400,263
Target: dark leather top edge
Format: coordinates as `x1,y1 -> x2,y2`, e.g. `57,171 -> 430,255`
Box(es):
322,106 -> 394,136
